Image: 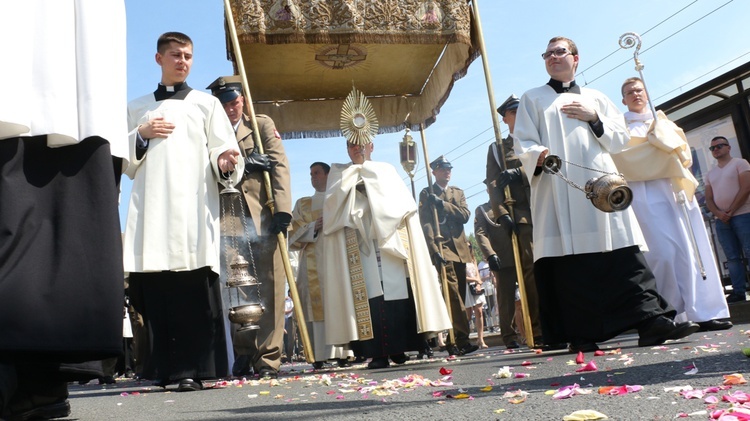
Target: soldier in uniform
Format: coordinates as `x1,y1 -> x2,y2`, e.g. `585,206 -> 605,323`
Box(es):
208,76 -> 292,379
418,156 -> 479,356
484,94 -> 543,348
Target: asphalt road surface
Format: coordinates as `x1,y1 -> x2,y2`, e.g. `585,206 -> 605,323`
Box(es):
65,325 -> 750,420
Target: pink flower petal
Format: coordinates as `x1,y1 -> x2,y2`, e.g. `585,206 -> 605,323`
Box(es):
705,395 -> 719,404
682,390 -> 705,400
575,361 -> 598,372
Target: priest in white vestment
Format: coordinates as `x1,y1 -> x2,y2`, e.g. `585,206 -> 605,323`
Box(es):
289,162 -> 353,368
322,140 -> 451,369
513,36 -> 700,352
612,77 -> 731,332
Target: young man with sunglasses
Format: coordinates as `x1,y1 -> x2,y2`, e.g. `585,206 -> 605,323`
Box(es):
705,136 -> 750,303
512,36 -> 699,353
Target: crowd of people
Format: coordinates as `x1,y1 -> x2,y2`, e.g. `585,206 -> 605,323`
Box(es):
0,14 -> 745,420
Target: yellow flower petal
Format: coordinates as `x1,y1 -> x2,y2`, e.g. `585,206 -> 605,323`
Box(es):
562,409 -> 609,420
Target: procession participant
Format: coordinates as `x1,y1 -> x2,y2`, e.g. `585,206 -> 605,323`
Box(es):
418,156 -> 479,356
483,94 -> 543,348
613,77 -> 731,331
475,200 -> 523,349
322,96 -> 452,368
207,75 -> 292,379
124,32 -> 242,392
513,36 -> 699,351
283,290 -> 296,363
0,1 -> 128,418
463,243 -> 488,349
289,162 -> 353,369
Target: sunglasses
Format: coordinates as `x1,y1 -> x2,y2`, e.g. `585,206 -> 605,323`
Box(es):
541,47 -> 571,60
709,144 -> 729,151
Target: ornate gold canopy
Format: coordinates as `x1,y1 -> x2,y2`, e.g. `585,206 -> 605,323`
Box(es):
226,0 -> 478,139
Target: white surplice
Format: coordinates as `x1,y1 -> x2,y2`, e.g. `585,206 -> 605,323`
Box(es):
0,0 -> 128,158
513,85 -> 646,260
321,160 -> 451,346
289,191 -> 352,360
123,90 -> 243,275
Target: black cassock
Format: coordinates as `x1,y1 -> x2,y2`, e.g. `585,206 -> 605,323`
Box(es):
0,136 -> 124,367
534,245 -> 675,344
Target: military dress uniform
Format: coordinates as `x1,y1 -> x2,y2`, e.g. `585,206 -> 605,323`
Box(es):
485,95 -> 542,347
418,157 -> 476,354
209,77 -> 292,378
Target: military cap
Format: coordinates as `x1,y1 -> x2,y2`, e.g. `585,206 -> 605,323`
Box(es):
206,75 -> 243,104
497,94 -> 520,117
430,155 -> 453,171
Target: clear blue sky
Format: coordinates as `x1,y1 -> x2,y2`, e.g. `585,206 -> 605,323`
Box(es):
122,0 -> 749,234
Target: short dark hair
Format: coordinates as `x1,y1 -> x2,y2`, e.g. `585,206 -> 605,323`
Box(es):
548,36 -> 578,55
157,32 -> 193,54
621,77 -> 644,97
711,136 -> 728,143
310,162 -> 330,174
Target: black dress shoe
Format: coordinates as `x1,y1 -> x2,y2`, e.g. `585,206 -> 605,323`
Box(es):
534,342 -> 568,351
258,368 -> 278,379
176,378 -> 202,392
7,398 -> 70,421
638,316 -> 700,347
152,379 -> 170,388
568,341 -> 600,353
697,319 -> 733,332
505,341 -> 520,349
367,357 -> 390,369
727,294 -> 747,304
417,346 -> 434,359
312,361 -> 325,370
390,353 -> 409,365
232,355 -> 254,377
337,358 -> 352,368
6,380 -> 70,421
457,343 -> 479,356
98,376 -> 116,385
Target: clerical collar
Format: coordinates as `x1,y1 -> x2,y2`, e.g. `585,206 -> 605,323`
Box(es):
624,110 -> 654,125
547,79 -> 577,94
154,82 -> 192,101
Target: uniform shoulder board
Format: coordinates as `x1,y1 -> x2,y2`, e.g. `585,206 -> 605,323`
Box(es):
255,114 -> 282,139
